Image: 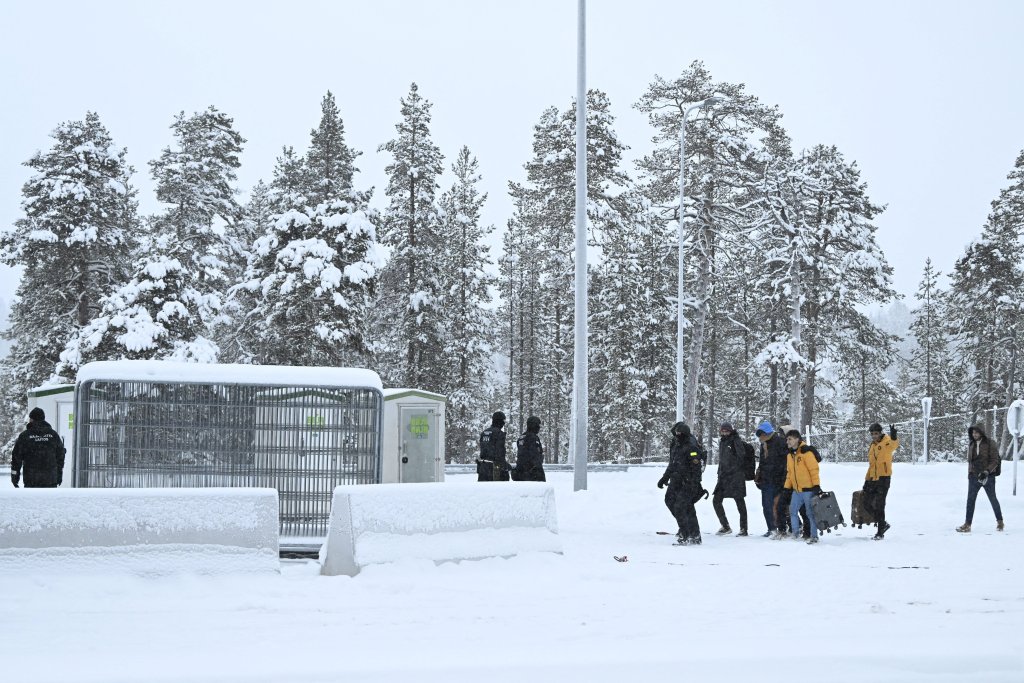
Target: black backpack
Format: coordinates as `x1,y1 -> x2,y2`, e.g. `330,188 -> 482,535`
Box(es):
742,441 -> 756,481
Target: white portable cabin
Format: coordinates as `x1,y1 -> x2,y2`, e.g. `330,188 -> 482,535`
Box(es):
26,383 -> 75,486
381,388 -> 446,483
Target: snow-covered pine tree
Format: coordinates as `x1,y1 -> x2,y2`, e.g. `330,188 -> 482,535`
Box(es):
635,61 -> 790,433
0,112 -> 137,446
373,83 -> 446,389
589,194 -> 676,461
58,107 -> 245,369
836,310 -> 908,426
434,146 -> 496,462
505,90 -> 631,461
947,149 -> 1024,442
905,258 -> 964,451
761,145 -> 895,429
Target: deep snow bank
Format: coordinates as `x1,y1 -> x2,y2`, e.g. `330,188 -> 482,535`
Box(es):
0,487 -> 280,575
320,481 -> 561,576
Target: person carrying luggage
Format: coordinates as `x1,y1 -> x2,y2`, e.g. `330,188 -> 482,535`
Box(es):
864,422 -> 898,539
783,428 -> 821,544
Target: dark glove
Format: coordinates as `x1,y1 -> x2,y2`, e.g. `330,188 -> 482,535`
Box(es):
889,424 -> 898,440
11,472 -> 19,488
657,476 -> 668,489
978,470 -> 989,485
811,485 -> 823,497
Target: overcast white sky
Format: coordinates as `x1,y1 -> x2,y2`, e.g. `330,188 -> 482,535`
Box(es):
1,0 -> 1022,307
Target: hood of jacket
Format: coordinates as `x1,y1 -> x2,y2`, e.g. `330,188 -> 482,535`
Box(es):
968,423 -> 989,442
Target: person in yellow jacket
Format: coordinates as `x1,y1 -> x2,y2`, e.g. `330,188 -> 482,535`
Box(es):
783,429 -> 821,544
865,423 -> 898,540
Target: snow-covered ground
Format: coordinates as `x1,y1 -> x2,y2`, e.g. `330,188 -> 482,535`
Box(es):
4,463 -> 1022,682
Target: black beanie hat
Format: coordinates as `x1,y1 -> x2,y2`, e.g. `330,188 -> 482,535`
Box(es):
29,407 -> 45,421
492,411 -> 506,425
526,415 -> 541,432
720,422 -> 734,433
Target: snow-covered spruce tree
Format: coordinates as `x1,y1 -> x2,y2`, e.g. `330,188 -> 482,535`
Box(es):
947,149 -> 1024,444
231,95 -> 381,368
372,83 -> 446,389
635,61 -> 790,434
58,107 -> 244,369
433,146 -> 496,462
506,90 -> 630,461
0,112 -> 137,447
304,91 -> 360,205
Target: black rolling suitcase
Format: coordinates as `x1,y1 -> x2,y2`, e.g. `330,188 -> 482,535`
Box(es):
851,489 -> 877,528
810,491 -> 846,533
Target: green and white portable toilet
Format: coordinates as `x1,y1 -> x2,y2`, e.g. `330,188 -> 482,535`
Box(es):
381,388 -> 446,483
26,383 -> 75,486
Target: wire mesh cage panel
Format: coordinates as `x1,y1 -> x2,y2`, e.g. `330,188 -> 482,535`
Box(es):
75,379 -> 382,540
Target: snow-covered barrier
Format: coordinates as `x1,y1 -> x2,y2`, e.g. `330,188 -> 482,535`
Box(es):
0,488 -> 280,575
319,482 -> 561,576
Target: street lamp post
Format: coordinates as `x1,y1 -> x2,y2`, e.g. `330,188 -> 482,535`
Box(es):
676,97 -> 724,423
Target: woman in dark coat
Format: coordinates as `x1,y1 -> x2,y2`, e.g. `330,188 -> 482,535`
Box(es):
713,422 -> 748,536
956,423 -> 1004,533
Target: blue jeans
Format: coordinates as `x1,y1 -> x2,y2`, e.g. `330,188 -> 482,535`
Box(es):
761,484 -> 781,531
966,476 -> 1003,524
790,491 -> 818,539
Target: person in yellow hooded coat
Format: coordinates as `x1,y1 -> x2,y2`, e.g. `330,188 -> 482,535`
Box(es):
865,423 -> 898,539
783,429 -> 821,544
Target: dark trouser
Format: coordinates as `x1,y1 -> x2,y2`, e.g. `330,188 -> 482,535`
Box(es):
866,477 -> 890,533
775,489 -> 809,535
665,486 -> 701,539
966,476 -> 1003,524
761,484 -> 781,531
713,492 -> 748,530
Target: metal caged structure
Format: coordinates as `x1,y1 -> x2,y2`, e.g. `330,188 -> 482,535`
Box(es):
73,362 -> 384,545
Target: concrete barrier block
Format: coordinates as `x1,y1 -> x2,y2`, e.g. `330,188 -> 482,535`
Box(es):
320,482 -> 561,576
0,488 -> 280,575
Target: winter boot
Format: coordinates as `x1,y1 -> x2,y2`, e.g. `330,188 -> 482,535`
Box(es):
997,520 -> 1005,531
761,530 -> 773,538
873,522 -> 890,540
736,528 -> 749,537
715,526 -> 732,536
956,523 -> 971,533
806,537 -> 819,545
772,530 -> 787,540
689,535 -> 702,545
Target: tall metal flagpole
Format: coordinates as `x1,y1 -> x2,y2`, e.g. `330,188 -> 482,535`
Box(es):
573,0 -> 588,491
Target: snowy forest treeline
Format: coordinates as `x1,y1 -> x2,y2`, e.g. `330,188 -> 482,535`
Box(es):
3,61 -> 1023,464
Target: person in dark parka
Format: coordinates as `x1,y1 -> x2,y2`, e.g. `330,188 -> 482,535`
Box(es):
511,415 -> 546,482
657,421 -> 707,545
713,422 -> 748,536
754,421 -> 788,537
956,423 -> 1004,533
477,411 -> 511,482
11,407 -> 65,488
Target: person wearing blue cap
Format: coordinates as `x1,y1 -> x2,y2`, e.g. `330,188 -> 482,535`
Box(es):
754,420 -> 787,537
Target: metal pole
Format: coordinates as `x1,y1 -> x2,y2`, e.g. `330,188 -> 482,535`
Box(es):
676,108 -> 688,423
1013,435 -> 1018,496
572,0 -> 588,492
